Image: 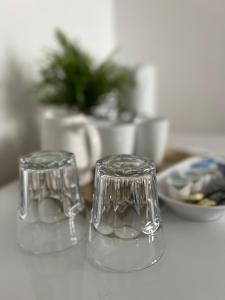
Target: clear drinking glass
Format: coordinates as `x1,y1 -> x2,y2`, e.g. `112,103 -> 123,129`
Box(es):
17,151 -> 85,254
87,154 -> 165,272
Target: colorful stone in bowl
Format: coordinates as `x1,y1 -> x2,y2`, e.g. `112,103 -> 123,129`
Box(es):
158,156 -> 225,222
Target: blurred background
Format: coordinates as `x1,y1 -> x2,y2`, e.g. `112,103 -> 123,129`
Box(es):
0,0 -> 225,185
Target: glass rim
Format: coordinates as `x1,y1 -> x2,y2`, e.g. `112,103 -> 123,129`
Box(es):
20,150 -> 75,171
96,154 -> 156,178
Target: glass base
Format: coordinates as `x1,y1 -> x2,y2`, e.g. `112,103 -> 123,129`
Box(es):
17,211 -> 86,254
87,225 -> 165,272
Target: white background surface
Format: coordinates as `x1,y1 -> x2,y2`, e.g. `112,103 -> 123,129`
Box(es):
1,0 -> 225,181
115,0 -> 225,133
0,0 -> 115,65
1,179 -> 225,300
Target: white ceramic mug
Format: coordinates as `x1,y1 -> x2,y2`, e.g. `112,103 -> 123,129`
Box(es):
41,111 -> 102,185
90,118 -> 136,157
135,117 -> 169,165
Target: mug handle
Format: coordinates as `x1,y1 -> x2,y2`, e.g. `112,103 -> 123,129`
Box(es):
85,122 -> 102,168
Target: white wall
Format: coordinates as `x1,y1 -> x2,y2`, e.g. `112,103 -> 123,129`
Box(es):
0,0 -> 115,185
115,0 -> 225,133
0,0 -> 115,66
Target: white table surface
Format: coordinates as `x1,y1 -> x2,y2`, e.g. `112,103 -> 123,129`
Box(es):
1,135 -> 225,300
170,133 -> 225,156
1,183 -> 225,300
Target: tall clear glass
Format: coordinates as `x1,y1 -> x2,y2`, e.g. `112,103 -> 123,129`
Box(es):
17,151 -> 85,254
87,154 -> 164,272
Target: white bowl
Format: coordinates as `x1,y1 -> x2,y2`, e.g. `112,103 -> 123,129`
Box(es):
158,156 -> 225,222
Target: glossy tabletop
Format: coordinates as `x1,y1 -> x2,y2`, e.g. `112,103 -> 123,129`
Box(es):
1,180 -> 225,300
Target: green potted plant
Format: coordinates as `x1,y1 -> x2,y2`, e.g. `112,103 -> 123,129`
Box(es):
36,29 -> 135,115
36,29 -> 137,158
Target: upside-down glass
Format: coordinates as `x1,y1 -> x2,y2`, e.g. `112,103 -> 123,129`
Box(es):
87,155 -> 165,272
17,151 -> 85,254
